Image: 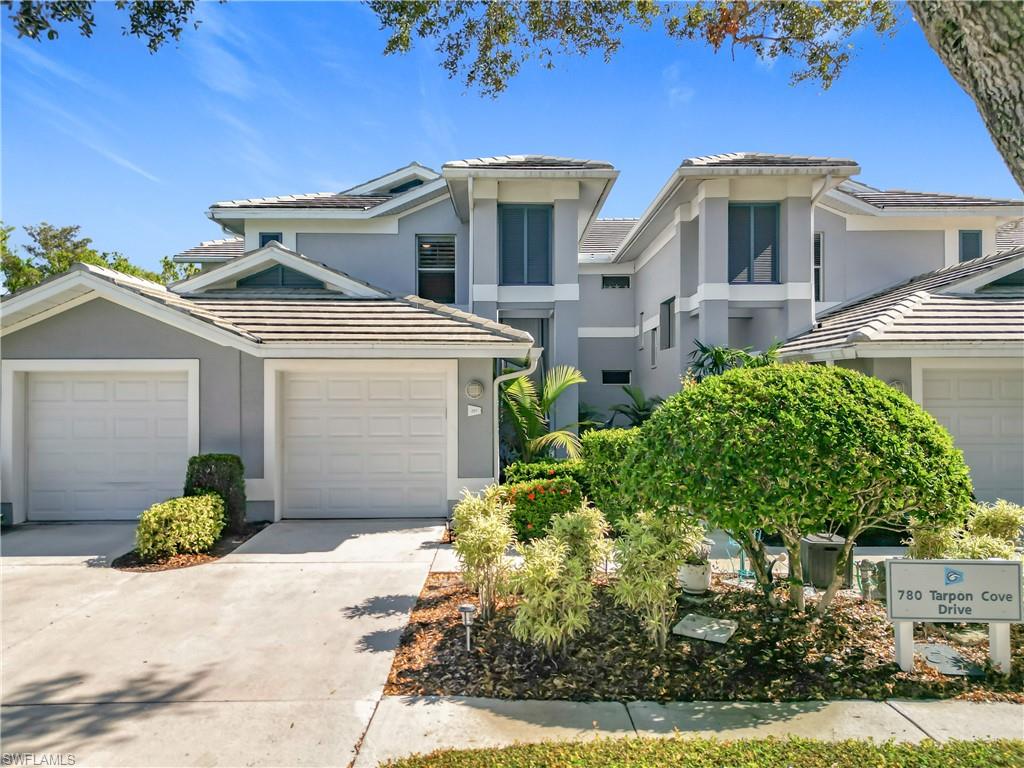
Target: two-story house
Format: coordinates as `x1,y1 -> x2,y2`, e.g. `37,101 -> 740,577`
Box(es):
2,152 -> 1021,528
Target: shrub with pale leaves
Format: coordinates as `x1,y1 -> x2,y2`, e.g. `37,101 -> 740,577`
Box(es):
549,503 -> 611,575
967,500 -> 1024,545
452,486 -> 514,620
511,537 -> 592,656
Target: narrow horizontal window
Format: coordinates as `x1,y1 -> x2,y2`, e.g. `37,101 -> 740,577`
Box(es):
601,370 -> 631,385
417,235 -> 456,304
259,232 -> 283,248
601,275 -> 630,289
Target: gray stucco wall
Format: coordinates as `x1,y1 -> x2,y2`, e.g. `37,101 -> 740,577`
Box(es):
297,200 -> 469,304
579,273 -> 634,328
812,208 -> 944,302
578,337 -> 637,417
457,358 -> 494,479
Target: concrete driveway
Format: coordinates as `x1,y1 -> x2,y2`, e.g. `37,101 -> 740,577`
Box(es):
1,519 -> 444,767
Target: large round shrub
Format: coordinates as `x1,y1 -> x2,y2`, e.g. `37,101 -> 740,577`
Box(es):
626,364 -> 973,611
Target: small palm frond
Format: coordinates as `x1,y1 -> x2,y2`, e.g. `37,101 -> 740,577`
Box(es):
539,365 -> 587,413
528,429 -> 583,460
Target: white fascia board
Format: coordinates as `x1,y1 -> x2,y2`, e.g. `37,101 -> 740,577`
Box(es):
171,244 -> 386,297
938,254 -> 1024,294
578,326 -> 638,338
578,262 -> 634,274
0,292 -> 98,336
253,343 -> 533,359
680,164 -> 861,179
784,342 -> 1024,362
613,169 -> 684,262
343,163 -> 440,195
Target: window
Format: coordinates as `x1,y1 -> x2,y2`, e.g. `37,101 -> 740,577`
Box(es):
638,312 -> 645,349
601,370 -> 631,385
499,204 -> 552,285
259,232 -> 283,248
659,298 -> 675,350
417,235 -> 456,304
650,328 -> 657,368
959,230 -> 982,262
728,203 -> 779,283
602,275 -> 630,289
237,265 -> 323,288
389,178 -> 424,194
814,232 -> 824,301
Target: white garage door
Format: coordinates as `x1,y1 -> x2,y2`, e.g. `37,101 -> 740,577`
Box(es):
923,368 -> 1024,504
281,368 -> 448,518
27,371 -> 190,521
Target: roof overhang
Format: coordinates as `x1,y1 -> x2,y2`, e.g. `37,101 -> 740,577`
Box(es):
782,341 -> 1024,362
823,188 -> 1024,218
170,242 -> 388,297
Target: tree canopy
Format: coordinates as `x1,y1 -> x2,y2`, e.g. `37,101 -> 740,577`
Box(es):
1,222 -> 196,294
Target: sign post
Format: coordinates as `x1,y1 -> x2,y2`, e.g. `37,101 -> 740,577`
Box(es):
885,559 -> 1022,675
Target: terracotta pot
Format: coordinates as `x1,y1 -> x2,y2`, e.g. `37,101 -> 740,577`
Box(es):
678,562 -> 712,594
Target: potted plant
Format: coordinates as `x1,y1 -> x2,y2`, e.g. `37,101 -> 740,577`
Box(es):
677,538 -> 714,594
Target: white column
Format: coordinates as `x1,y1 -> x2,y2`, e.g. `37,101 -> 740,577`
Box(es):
894,621 -> 915,672
990,623 -> 1012,674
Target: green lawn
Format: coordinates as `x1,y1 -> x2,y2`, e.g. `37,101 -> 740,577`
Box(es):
384,736 -> 1024,767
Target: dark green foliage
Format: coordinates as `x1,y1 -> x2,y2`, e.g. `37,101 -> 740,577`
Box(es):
503,459 -> 589,496
501,478 -> 583,541
626,365 -> 973,612
136,494 -> 225,562
386,736 -> 1024,768
580,428 -> 638,528
608,385 -> 663,426
184,454 -> 246,533
687,339 -> 780,381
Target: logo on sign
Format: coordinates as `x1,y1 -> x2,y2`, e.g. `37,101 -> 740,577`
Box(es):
944,567 -> 965,586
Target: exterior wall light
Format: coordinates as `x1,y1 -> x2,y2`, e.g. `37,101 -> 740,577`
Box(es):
458,603 -> 477,651
465,379 -> 485,400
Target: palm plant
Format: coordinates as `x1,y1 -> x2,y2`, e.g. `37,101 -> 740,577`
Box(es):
687,339 -> 781,381
501,365 -> 586,462
608,385 -> 663,427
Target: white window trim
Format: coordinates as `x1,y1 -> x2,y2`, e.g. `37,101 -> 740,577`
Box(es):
0,358 -> 200,525
261,359 -> 463,522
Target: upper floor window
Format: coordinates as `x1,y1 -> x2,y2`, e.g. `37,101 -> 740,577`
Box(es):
499,204 -> 552,285
728,203 -> 779,284
638,312 -> 645,350
959,230 -> 982,262
259,232 -> 283,248
814,232 -> 824,301
659,297 -> 675,350
602,275 -> 630,289
650,328 -> 658,368
417,235 -> 456,304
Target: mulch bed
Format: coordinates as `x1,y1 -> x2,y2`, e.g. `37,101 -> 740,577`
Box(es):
386,572 -> 1024,703
111,522 -> 269,572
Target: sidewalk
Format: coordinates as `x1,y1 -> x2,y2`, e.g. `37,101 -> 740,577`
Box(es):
352,695 -> 1024,767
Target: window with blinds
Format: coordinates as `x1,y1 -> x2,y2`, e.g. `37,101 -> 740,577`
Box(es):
728,203 -> 779,284
417,235 -> 456,304
499,204 -> 552,285
814,232 -> 824,301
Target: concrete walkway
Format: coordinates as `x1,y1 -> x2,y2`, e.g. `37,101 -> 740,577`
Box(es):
353,695 -> 1024,766
2,519 -> 445,767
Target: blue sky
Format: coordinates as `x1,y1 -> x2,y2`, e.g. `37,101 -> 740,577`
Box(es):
2,2 -> 1019,271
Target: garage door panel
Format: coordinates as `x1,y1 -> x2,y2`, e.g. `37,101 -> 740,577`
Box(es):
282,368 -> 448,518
923,367 -> 1024,504
27,371 -> 189,521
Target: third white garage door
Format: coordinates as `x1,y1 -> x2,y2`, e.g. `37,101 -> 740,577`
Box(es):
922,367 -> 1024,505
281,366 -> 449,518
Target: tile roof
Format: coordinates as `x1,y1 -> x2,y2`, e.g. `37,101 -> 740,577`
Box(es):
837,180 -> 1022,209
174,237 -> 244,262
443,154 -> 614,170
580,219 -> 638,255
780,247 -> 1024,356
210,192 -> 394,210
997,218 -> 1024,249
682,152 -> 858,168
185,292 -> 533,344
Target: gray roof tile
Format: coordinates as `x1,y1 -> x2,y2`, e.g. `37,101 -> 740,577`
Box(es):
780,247 -> 1024,355
443,154 -> 614,170
210,193 -> 393,210
997,218 -> 1024,249
174,237 -> 244,262
682,152 -> 858,168
580,219 -> 638,255
837,180 -> 1022,209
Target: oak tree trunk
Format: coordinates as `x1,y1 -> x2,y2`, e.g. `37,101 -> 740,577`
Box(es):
909,1 -> 1024,190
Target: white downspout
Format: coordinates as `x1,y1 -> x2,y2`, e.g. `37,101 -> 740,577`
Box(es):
467,176 -> 474,312
492,347 -> 542,482
809,174 -> 833,325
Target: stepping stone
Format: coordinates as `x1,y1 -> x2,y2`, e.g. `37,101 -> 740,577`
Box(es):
915,642 -> 985,678
672,613 -> 738,644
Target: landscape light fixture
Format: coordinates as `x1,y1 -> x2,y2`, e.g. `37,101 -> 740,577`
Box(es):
458,603 -> 476,651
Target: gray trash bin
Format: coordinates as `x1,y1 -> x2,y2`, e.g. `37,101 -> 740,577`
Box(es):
792,533 -> 854,589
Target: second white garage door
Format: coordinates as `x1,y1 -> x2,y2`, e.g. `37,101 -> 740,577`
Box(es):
923,367 -> 1024,505
281,367 -> 449,518
26,371 -> 190,521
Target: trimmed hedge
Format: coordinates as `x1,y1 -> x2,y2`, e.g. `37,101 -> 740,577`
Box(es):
136,494 -> 225,561
385,736 -> 1024,768
503,459 -> 589,496
581,428 -> 638,528
502,477 -> 583,541
185,454 -> 246,533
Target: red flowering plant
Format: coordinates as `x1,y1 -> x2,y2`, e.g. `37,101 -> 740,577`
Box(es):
501,477 -> 583,541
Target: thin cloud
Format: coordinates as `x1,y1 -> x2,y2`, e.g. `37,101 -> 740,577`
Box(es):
662,63 -> 696,107
3,38 -> 119,101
